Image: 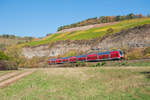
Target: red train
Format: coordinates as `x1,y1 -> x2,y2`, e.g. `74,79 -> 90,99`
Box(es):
48,50 -> 124,64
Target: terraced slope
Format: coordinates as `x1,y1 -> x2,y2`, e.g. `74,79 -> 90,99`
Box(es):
23,18 -> 150,47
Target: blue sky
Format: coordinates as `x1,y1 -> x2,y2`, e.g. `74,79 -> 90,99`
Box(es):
0,0 -> 150,37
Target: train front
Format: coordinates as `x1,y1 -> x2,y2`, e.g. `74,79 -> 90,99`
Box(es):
118,50 -> 124,59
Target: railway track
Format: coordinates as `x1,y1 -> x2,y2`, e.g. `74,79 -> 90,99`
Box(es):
48,58 -> 150,67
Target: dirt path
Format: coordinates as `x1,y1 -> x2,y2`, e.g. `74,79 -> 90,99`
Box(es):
0,70 -> 34,88
0,71 -> 20,82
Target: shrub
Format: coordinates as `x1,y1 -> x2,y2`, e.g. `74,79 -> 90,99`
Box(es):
95,62 -> 101,67
0,50 -> 9,60
81,62 -> 86,66
0,60 -> 17,70
107,28 -> 114,34
101,61 -> 106,66
20,57 -> 46,68
144,47 -> 150,57
89,62 -> 106,67
75,62 -> 80,67
75,61 -> 86,67
96,62 -> 101,66
5,45 -> 23,65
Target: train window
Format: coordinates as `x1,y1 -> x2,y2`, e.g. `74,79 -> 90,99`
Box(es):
119,51 -> 123,56
115,53 -> 118,56
112,53 -> 117,57
103,55 -> 108,59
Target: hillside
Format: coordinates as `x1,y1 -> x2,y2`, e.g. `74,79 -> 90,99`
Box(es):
23,18 -> 150,47
0,35 -> 33,50
56,22 -> 118,34
20,18 -> 150,58
57,13 -> 145,31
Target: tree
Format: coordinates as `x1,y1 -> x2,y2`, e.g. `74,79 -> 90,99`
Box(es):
107,28 -> 114,35
138,14 -> 144,18
126,13 -> 135,19
0,50 -> 9,60
100,16 -> 107,23
147,14 -> 150,18
106,16 -> 114,22
46,33 -> 52,36
115,15 -> 122,21
5,45 -> 24,66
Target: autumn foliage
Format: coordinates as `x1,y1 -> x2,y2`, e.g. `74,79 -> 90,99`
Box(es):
58,13 -> 146,31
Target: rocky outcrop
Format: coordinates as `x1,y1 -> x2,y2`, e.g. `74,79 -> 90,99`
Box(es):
22,41 -> 92,58
98,24 -> 150,49
22,24 -> 150,58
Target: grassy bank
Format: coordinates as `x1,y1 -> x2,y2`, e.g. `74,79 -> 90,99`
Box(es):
87,60 -> 150,67
0,67 -> 150,100
23,18 -> 150,47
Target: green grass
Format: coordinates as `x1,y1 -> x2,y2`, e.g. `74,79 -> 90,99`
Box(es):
23,18 -> 150,47
0,67 -> 150,100
129,61 -> 150,66
109,60 -> 150,67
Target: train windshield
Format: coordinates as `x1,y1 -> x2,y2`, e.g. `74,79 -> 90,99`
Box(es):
119,51 -> 123,56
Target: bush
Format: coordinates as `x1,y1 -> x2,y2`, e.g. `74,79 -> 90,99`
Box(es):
0,60 -> 17,70
101,61 -> 106,66
75,61 -> 86,67
96,62 -> 101,66
96,62 -> 106,66
0,50 -> 9,60
81,62 -> 85,66
144,47 -> 150,57
107,28 -> 114,34
89,62 -> 106,67
20,57 -> 47,68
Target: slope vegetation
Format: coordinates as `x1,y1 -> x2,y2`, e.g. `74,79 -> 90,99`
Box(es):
23,18 -> 150,47
0,35 -> 33,50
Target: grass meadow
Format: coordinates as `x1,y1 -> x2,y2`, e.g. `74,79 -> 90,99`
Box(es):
0,67 -> 150,100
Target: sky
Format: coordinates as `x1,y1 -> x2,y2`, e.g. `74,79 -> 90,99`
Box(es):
0,0 -> 150,37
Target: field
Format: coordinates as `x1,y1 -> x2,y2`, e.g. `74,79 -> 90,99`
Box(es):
0,67 -> 150,100
23,18 -> 150,47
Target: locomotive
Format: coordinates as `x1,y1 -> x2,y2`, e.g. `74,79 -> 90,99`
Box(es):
48,50 -> 123,64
